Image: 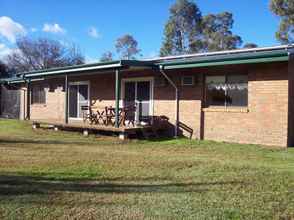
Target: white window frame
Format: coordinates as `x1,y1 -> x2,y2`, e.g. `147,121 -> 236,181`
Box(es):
68,81 -> 90,120
121,77 -> 154,119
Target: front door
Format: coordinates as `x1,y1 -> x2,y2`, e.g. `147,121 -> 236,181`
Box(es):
123,79 -> 152,124
68,82 -> 89,119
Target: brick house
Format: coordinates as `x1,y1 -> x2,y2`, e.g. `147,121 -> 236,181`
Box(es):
3,45 -> 294,147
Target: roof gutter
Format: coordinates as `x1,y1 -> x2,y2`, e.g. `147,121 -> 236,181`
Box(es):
160,51 -> 289,70
24,63 -> 123,79
147,44 -> 294,61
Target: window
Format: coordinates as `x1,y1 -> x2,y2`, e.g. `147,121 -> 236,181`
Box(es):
205,74 -> 248,107
181,76 -> 195,86
31,85 -> 46,104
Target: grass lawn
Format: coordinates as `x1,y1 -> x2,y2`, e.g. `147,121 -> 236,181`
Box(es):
0,120 -> 294,219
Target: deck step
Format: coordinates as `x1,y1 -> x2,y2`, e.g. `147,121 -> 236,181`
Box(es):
142,128 -> 159,139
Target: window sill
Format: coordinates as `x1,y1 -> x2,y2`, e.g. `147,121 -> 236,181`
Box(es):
31,104 -> 47,108
202,107 -> 249,113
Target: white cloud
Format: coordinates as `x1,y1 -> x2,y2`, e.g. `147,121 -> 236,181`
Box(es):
0,16 -> 26,43
42,23 -> 65,34
0,43 -> 13,58
31,27 -> 37,32
88,26 -> 101,39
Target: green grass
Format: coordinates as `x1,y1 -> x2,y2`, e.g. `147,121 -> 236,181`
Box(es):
0,119 -> 294,219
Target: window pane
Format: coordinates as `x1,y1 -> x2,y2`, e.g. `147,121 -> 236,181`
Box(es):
69,85 -> 78,118
31,85 -> 46,104
226,86 -> 248,106
206,75 -> 226,106
226,75 -> 248,107
206,86 -> 226,106
124,82 -> 136,102
79,85 -> 88,101
206,76 -> 225,84
138,102 -> 150,122
205,74 -> 248,107
137,81 -> 150,101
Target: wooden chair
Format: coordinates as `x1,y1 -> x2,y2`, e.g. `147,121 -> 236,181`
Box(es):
124,105 -> 136,127
82,106 -> 97,125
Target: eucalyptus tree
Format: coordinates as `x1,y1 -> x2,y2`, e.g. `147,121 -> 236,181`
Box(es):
160,0 -> 243,56
115,34 -> 140,60
270,0 -> 294,43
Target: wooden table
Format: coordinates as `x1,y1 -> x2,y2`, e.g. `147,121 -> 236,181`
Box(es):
82,105 -> 136,127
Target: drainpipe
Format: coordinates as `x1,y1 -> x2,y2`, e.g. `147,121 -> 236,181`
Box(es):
159,65 -> 179,137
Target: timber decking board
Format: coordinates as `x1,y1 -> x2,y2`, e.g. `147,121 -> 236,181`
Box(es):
32,119 -> 151,133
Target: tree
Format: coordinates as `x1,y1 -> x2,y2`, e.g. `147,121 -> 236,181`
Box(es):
115,34 -> 140,59
202,12 -> 242,51
243,43 -> 258,49
6,37 -> 85,73
160,0 -> 242,56
100,51 -> 113,62
160,0 -> 203,56
0,61 -> 9,78
270,0 -> 294,43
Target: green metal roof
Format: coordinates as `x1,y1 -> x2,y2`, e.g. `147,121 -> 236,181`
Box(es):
0,76 -> 25,85
158,49 -> 290,69
21,60 -> 154,79
6,45 -> 292,83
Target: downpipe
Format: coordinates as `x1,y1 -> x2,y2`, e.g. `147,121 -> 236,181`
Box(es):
159,65 -> 179,137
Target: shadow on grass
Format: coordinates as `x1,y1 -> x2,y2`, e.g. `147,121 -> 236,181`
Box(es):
0,138 -> 98,146
0,174 -> 245,196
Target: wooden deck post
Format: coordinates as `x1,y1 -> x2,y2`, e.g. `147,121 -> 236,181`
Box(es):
115,69 -> 121,128
64,74 -> 69,124
26,81 -> 31,120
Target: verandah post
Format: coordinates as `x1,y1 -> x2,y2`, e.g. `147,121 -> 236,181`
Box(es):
26,80 -> 31,120
64,74 -> 69,124
115,69 -> 121,128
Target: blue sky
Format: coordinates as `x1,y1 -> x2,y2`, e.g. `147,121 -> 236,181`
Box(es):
0,0 -> 281,62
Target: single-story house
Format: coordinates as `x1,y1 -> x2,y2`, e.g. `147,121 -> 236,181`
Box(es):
2,45 -> 294,147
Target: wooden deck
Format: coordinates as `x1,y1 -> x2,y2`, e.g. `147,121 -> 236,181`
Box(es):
31,119 -> 151,135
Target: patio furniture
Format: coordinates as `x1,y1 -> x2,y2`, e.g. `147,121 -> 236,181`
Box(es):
124,105 -> 136,126
105,106 -> 136,127
96,108 -> 107,125
81,106 -> 97,125
82,105 -> 137,127
105,106 -> 118,126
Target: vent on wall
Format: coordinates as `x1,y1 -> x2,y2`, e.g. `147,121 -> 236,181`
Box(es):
181,76 -> 196,86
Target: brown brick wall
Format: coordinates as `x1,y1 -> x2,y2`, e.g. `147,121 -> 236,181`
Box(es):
27,62 -> 290,147
203,63 -> 289,147
30,80 -> 65,121
153,74 -> 202,138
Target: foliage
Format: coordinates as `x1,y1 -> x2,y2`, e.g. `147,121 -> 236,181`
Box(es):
0,61 -> 9,78
6,37 -> 85,73
100,51 -> 113,62
160,0 -> 203,56
270,0 -> 294,43
115,34 -> 140,59
202,12 -> 242,51
160,0 -> 242,56
243,43 -> 258,49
